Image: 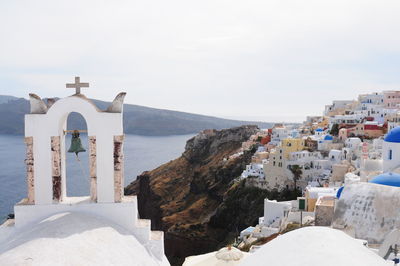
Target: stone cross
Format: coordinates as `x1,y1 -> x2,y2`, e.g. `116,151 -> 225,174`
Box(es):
66,76 -> 89,95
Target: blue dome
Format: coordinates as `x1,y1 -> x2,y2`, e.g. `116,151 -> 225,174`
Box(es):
385,126 -> 400,143
324,135 -> 333,141
336,186 -> 344,198
369,172 -> 400,187
315,128 -> 323,132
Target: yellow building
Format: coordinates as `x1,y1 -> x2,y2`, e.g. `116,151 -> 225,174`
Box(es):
264,138 -> 305,190
281,138 -> 304,159
316,117 -> 329,129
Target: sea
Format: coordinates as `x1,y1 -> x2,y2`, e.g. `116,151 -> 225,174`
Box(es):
0,134 -> 193,223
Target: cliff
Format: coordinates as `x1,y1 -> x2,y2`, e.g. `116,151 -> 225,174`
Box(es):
125,125 -> 260,265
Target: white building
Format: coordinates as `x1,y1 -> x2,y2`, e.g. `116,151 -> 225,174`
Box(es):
289,129 -> 300,138
263,199 -> 292,227
241,163 -> 265,179
358,92 -> 384,106
328,149 -> 342,164
330,114 -> 364,125
324,100 -> 355,116
314,128 -> 325,137
287,151 -> 325,182
370,138 -> 383,159
270,126 -> 289,146
383,126 -> 400,172
240,226 -> 256,239
265,147 -> 331,190
345,137 -> 362,150
388,121 -> 400,131
352,106 -> 393,124
386,111 -> 400,131
318,135 -> 334,151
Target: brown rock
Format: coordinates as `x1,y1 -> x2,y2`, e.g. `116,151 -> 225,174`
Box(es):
125,126 -> 258,265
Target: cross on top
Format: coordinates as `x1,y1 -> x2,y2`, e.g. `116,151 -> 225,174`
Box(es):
66,76 -> 89,95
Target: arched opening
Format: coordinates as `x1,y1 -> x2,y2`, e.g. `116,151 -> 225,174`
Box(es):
64,112 -> 90,198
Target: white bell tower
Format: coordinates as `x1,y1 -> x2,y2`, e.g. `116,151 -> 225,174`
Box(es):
24,77 -> 125,204
11,77 -> 166,261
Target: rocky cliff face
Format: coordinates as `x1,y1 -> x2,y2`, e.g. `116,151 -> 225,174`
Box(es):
125,125 -> 259,265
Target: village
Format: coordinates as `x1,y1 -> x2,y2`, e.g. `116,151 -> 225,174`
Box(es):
2,84 -> 400,265
219,90 -> 400,264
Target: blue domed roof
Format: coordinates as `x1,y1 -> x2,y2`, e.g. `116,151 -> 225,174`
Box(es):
336,186 -> 344,198
315,128 -> 323,132
324,135 -> 333,141
385,126 -> 400,143
369,172 -> 400,187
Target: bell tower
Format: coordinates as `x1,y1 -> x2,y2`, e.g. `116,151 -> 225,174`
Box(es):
23,77 -> 126,204
7,77 -> 167,262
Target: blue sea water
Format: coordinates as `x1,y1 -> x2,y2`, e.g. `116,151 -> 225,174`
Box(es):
0,134 -> 192,222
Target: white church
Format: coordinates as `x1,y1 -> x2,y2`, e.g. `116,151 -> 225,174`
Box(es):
382,126 -> 400,172
0,77 -> 170,266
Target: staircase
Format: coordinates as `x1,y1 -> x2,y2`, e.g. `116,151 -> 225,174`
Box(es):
127,196 -> 165,261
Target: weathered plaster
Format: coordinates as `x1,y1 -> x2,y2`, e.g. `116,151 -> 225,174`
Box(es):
51,136 -> 61,202
314,197 -> 335,226
113,135 -> 124,203
24,137 -> 34,204
332,182 -> 400,243
89,136 -> 97,202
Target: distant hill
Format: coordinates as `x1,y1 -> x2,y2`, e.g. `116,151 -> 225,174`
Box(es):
0,95 -> 275,136
0,95 -> 19,104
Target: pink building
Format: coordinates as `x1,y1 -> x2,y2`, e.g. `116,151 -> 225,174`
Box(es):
384,91 -> 400,108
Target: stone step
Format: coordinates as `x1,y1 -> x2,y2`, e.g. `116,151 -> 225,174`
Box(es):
134,219 -> 151,244
149,231 -> 164,261
150,231 -> 163,241
136,218 -> 150,228
133,220 -> 165,261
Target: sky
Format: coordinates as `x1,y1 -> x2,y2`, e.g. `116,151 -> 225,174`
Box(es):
1,0 -> 400,122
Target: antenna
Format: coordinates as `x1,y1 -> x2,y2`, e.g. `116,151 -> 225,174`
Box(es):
378,229 -> 400,263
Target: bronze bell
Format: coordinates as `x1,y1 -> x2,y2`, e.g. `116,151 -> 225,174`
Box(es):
68,130 -> 86,156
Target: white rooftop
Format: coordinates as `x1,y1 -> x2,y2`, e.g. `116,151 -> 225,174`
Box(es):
0,212 -> 167,266
239,227 -> 390,266
306,187 -> 338,198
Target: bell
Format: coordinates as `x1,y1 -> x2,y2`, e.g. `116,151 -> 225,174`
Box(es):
68,130 -> 86,156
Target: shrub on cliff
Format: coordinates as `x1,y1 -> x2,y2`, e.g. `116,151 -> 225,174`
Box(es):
209,180 -> 302,235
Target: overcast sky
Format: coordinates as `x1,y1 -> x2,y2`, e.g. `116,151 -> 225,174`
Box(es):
1,0 -> 400,122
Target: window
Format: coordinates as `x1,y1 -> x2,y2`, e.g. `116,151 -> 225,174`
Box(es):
389,150 -> 393,160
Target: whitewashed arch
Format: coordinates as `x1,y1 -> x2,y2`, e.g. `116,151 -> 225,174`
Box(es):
25,95 -> 123,205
